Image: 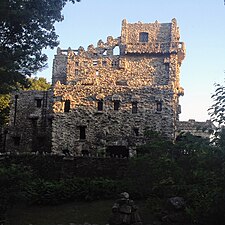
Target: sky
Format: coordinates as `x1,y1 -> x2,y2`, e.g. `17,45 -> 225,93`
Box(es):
37,0 -> 225,122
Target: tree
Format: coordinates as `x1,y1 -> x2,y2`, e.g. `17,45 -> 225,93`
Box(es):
209,83 -> 225,127
0,0 -> 80,126
0,0 -> 80,92
26,77 -> 51,91
208,82 -> 225,147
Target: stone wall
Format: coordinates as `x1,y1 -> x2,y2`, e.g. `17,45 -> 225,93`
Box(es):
177,119 -> 215,139
5,90 -> 53,153
51,19 -> 185,155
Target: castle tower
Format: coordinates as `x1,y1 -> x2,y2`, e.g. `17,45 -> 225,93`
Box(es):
51,19 -> 185,156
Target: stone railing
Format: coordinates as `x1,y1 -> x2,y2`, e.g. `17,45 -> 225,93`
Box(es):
124,42 -> 185,54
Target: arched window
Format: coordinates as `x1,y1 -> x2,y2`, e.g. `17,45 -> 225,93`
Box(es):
139,32 -> 149,43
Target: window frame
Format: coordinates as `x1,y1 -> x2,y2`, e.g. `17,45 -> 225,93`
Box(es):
139,32 -> 149,43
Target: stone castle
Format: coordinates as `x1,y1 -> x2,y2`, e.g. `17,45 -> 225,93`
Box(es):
2,19 -> 214,156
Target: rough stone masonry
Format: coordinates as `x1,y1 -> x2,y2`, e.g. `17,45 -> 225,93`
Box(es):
51,18 -> 185,156
5,19 -> 212,156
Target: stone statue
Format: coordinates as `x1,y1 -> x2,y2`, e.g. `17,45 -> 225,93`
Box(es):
109,192 -> 142,225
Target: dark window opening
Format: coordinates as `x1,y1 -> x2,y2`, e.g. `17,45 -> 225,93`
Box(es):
75,69 -> 79,75
113,46 -> 120,55
139,32 -> 149,42
93,60 -> 98,66
36,99 -> 42,108
114,100 -> 120,111
64,100 -> 70,112
75,61 -> 79,66
111,60 -> 119,68
80,126 -> 86,140
102,61 -> 107,66
106,146 -> 129,158
133,128 -> 139,136
156,102 -> 162,111
13,136 -> 20,146
132,102 -> 138,114
97,100 -> 103,111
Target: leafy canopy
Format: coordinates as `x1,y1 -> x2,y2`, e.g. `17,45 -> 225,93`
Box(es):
0,0 -> 80,93
208,81 -> 225,148
0,0 -> 80,126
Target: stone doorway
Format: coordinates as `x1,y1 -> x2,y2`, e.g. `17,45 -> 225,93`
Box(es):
106,146 -> 129,158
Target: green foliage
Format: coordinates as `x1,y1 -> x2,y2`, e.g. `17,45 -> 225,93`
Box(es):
26,77 -> 51,91
209,82 -> 225,148
0,164 -> 32,220
24,177 -> 123,205
0,0 -> 80,125
0,94 -> 10,126
0,0 -> 80,77
137,130 -> 174,157
2,133 -> 225,225
209,83 -> 225,126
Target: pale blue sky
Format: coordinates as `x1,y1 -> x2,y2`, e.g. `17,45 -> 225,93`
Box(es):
37,0 -> 225,122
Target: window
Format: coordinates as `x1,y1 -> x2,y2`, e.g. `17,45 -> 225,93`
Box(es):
111,60 -> 119,68
133,128 -> 139,136
36,99 -> 42,108
132,102 -> 138,114
97,100 -> 103,111
93,60 -> 98,66
139,32 -> 149,42
75,69 -> 79,75
79,126 -> 86,139
113,46 -> 120,55
114,100 -> 120,111
75,61 -> 79,66
13,136 -> 20,146
64,100 -> 70,112
156,102 -> 162,112
102,61 -> 107,66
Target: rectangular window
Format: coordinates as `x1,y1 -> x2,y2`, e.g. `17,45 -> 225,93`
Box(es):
64,100 -> 70,112
111,60 -> 119,68
36,99 -> 42,108
102,61 -> 107,66
114,100 -> 120,111
139,32 -> 149,42
93,60 -> 98,66
133,128 -> 139,136
80,126 -> 86,140
156,102 -> 162,111
75,61 -> 79,66
75,69 -> 79,75
132,102 -> 138,114
97,100 -> 103,111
